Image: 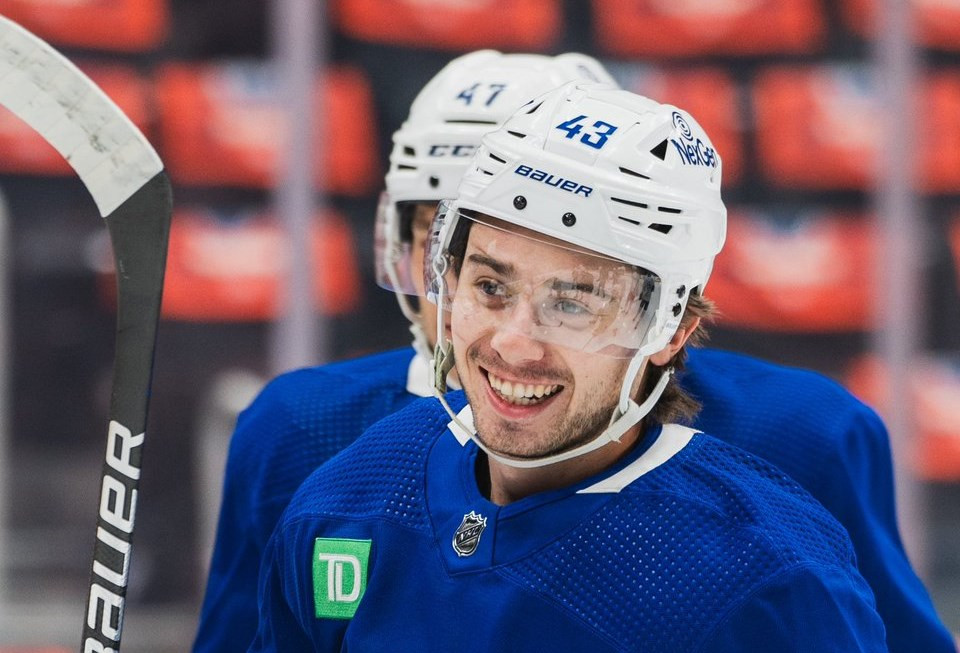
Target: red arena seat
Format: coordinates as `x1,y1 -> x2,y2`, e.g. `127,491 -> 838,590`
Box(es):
843,0 -> 960,52
754,65 -> 960,192
846,354 -> 960,481
592,0 -> 824,57
95,207 -> 362,322
331,0 -> 561,51
0,0 -> 168,51
155,62 -> 379,195
707,209 -> 875,332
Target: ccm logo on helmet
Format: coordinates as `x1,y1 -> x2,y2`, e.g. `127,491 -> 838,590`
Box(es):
429,144 -> 477,157
514,164 -> 593,197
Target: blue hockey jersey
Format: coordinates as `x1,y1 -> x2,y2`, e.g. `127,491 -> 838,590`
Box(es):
683,348 -> 955,653
193,348 -> 428,653
249,393 -> 888,651
195,346 -> 954,651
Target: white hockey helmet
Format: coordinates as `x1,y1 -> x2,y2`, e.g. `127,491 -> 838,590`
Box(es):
427,81 -> 727,468
374,50 -> 616,357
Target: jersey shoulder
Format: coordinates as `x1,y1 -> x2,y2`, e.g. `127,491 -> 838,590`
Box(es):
683,347 -> 888,482
505,432 -> 866,651
633,433 -> 858,566
281,392 -> 468,533
684,347 -> 874,420
320,346 -> 418,378
228,348 -> 417,470
223,347 -> 421,527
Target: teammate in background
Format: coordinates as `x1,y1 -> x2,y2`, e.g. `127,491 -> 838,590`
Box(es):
196,51 -> 955,650
249,82 -> 888,650
192,51 -> 617,652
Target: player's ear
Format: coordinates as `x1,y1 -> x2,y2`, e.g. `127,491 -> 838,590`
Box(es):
648,318 -> 701,367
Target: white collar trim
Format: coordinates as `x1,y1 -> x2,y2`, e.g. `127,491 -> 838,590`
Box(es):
406,351 -> 433,398
446,404 -> 475,445
446,406 -> 695,493
577,424 -> 697,494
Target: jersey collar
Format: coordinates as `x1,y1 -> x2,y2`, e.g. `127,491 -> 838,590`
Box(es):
405,351 -> 433,397
428,405 -> 698,575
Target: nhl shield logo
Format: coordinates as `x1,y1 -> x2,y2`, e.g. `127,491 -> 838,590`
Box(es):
452,510 -> 487,557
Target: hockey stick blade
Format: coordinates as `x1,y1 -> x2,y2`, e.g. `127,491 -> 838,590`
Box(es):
0,14 -> 172,653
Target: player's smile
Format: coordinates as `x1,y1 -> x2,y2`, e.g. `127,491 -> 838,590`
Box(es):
482,367 -> 564,417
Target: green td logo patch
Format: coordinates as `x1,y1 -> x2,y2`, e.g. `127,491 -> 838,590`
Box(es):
313,538 -> 371,619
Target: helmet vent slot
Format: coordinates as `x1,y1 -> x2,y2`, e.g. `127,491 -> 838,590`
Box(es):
658,206 -> 682,214
525,101 -> 544,114
611,196 -> 648,209
397,164 -> 416,171
403,146 -> 416,156
617,216 -> 674,235
618,166 -> 650,180
489,152 -> 507,164
507,130 -> 527,139
479,168 -> 495,176
445,119 -> 498,125
650,139 -> 669,160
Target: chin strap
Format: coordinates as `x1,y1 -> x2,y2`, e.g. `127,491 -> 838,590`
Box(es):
432,337 -> 456,393
476,366 -> 672,469
436,359 -> 674,470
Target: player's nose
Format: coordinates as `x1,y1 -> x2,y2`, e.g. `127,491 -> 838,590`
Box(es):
489,303 -> 546,366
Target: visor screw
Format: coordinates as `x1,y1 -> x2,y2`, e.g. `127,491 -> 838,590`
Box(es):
562,212 -> 577,227
513,195 -> 527,210
429,175 -> 440,188
672,302 -> 682,317
676,285 -> 686,298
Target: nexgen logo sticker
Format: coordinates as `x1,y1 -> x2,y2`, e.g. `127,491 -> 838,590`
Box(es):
313,538 -> 371,619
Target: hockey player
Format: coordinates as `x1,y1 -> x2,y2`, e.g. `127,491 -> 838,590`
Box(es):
192,51 -> 618,652
248,82 -> 890,650
196,51 -> 955,651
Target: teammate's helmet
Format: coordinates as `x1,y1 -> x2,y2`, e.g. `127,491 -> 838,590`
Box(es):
429,81 -> 726,358
374,50 -> 616,303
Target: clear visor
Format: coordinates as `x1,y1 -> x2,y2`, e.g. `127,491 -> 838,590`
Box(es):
374,193 -> 438,296
426,202 -> 662,358
373,192 -> 417,294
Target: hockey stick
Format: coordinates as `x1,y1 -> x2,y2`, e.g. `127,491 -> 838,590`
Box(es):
0,15 -> 172,653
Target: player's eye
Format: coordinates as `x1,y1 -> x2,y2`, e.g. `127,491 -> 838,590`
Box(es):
554,298 -> 590,316
473,278 -> 511,307
478,278 -> 505,296
537,289 -> 606,329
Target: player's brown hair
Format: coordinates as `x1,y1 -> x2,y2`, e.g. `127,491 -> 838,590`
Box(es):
641,292 -> 715,425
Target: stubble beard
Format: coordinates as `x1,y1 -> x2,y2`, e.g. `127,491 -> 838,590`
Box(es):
463,342 -> 622,461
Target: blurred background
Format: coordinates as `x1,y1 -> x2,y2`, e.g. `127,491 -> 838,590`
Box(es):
0,0 -> 957,650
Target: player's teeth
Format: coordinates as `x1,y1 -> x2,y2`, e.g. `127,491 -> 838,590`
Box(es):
487,372 -> 561,404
